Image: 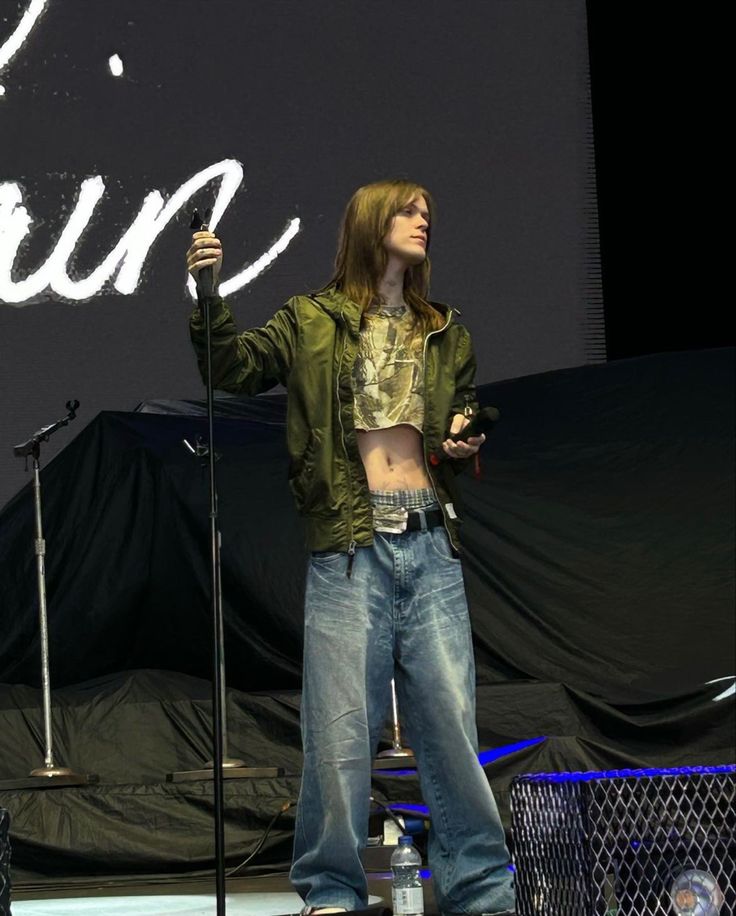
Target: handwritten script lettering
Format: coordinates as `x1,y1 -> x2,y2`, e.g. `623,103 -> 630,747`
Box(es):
0,0 -> 49,94
2,6 -> 301,305
0,159 -> 300,305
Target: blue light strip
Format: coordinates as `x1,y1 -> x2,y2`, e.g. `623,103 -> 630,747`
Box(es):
390,802 -> 429,814
478,735 -> 546,765
519,764 -> 736,784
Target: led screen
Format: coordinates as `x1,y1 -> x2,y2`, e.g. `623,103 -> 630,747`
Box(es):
0,0 -> 602,506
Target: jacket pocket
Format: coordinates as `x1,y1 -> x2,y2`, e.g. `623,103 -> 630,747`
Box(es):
288,432 -> 315,509
288,430 -> 338,517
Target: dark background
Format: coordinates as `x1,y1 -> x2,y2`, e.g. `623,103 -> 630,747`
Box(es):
1,4 -> 733,880
586,3 -> 731,359
2,3 -> 730,509
1,0 -> 601,508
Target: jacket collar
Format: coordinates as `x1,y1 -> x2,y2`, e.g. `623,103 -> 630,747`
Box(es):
310,286 -> 456,337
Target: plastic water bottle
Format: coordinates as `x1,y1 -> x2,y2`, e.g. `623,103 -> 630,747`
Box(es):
390,835 -> 424,916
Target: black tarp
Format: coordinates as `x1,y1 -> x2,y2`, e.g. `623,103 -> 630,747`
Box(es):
1,348 -> 734,878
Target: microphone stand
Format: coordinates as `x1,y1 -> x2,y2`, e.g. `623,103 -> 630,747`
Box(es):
172,210 -> 281,914
189,210 -> 227,916
0,401 -> 90,789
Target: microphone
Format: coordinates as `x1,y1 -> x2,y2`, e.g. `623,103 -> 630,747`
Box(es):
429,405 -> 500,466
13,399 -> 80,458
190,207 -> 215,298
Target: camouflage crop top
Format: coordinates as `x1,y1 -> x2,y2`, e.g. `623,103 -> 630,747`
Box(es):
352,303 -> 425,432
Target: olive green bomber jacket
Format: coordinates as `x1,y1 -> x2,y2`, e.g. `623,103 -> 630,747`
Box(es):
189,285 -> 480,561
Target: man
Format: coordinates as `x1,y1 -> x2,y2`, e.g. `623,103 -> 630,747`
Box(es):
187,179 -> 515,916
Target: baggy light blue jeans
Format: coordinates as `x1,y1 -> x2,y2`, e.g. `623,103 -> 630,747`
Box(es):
290,507 -> 515,915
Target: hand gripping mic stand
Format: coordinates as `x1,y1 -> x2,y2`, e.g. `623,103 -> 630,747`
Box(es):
0,401 -> 90,790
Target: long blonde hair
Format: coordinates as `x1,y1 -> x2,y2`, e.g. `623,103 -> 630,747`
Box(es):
319,179 -> 445,332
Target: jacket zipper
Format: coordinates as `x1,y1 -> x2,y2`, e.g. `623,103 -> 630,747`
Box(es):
421,310 -> 460,553
336,310 -> 357,577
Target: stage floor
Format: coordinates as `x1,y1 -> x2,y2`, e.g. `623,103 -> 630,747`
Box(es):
10,872 -> 437,916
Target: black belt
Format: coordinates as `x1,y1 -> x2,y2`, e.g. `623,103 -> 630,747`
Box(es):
405,507 -> 445,532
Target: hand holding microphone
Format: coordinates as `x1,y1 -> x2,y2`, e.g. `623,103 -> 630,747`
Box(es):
187,208 -> 222,298
431,406 -> 500,466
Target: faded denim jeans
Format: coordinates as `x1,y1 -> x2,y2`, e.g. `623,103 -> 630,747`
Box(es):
290,512 -> 515,915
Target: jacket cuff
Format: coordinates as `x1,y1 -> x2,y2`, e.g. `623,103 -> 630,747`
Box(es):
189,295 -> 228,329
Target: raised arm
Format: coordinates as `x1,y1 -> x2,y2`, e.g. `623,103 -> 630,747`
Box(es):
187,231 -> 298,395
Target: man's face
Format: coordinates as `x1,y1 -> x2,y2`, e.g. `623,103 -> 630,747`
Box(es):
383,195 -> 430,266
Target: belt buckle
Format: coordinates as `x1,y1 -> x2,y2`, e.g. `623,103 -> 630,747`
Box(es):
375,505 -> 408,534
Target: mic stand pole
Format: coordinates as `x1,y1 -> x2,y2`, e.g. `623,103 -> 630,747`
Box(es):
373,678 -> 416,769
171,437 -> 279,779
0,401 -> 90,790
170,209 -> 283,911
191,212 -> 227,916
179,437 -> 247,772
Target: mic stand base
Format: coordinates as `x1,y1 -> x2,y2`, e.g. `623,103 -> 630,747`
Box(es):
0,771 -> 95,791
29,765 -> 87,779
203,757 -> 247,769
166,765 -> 284,783
373,747 -> 417,769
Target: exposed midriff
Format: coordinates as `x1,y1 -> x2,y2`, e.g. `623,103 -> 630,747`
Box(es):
357,424 -> 432,491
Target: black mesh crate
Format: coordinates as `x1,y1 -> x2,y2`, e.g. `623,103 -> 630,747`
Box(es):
510,765 -> 735,916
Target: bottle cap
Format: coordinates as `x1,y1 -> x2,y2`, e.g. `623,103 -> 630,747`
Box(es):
399,835 -> 413,845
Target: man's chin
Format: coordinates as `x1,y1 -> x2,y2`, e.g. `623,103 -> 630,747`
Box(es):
401,247 -> 427,266
384,243 -> 427,268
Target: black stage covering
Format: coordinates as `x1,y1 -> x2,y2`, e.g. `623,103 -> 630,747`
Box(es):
0,348 -> 734,879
